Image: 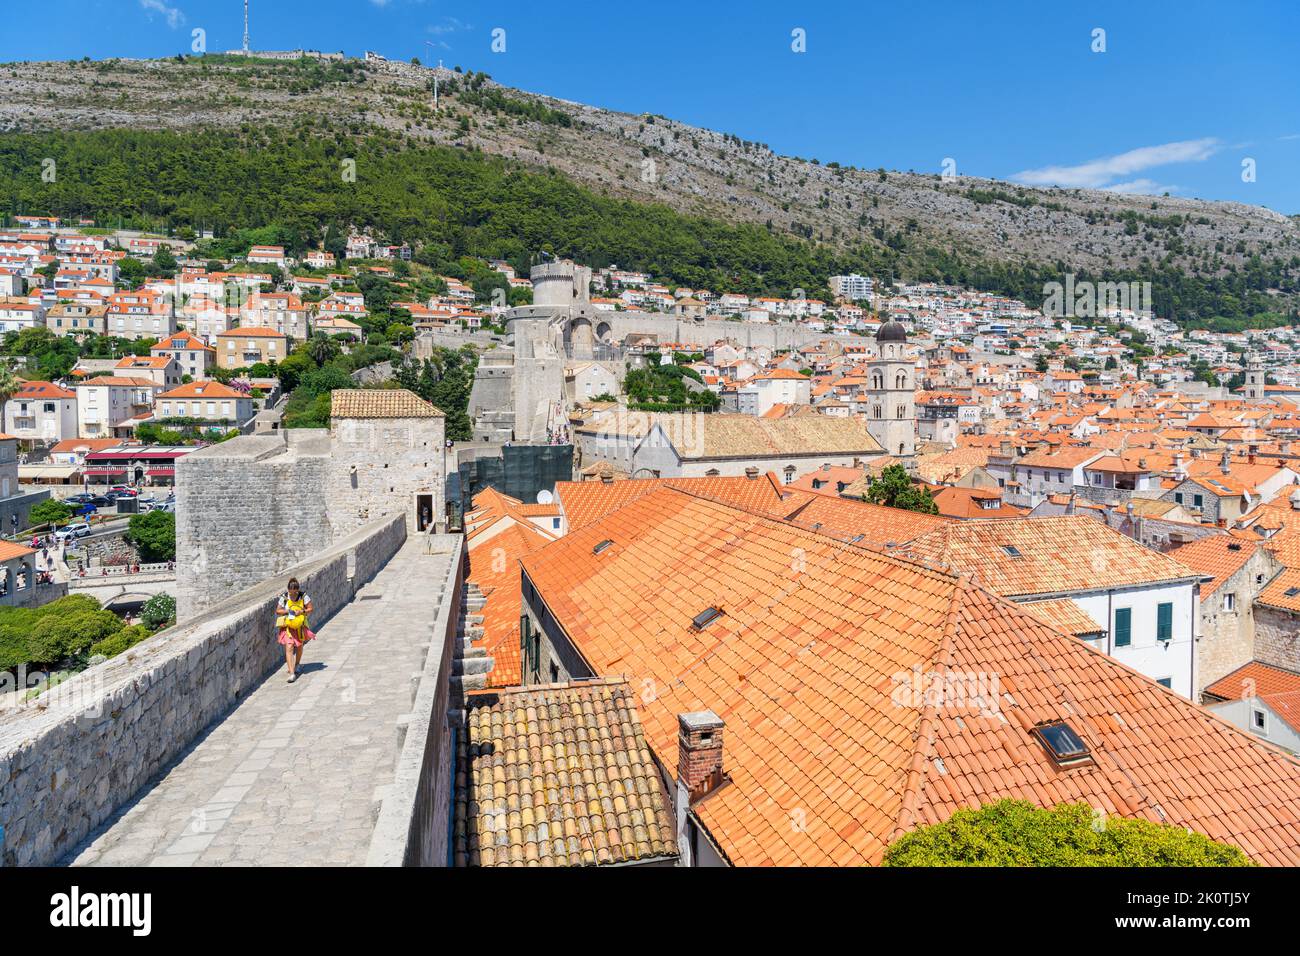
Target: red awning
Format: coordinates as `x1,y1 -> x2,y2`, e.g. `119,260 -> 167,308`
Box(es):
84,468 -> 127,476
146,467 -> 176,476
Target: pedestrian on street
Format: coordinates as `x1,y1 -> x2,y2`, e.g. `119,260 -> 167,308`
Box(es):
276,577 -> 316,684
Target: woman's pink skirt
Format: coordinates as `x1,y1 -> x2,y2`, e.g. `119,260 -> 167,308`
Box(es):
278,626 -> 316,648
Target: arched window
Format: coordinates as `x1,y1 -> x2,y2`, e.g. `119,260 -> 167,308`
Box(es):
897,406 -> 906,418
896,372 -> 907,389
871,373 -> 883,390
873,405 -> 882,419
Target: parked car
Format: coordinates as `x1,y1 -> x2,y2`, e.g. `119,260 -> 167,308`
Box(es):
54,523 -> 92,541
87,495 -> 113,509
64,493 -> 96,505
72,503 -> 97,518
109,486 -> 139,497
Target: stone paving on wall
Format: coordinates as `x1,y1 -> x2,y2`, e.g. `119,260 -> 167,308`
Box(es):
61,537 -> 455,867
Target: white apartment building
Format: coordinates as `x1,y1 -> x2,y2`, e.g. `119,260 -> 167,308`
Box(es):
830,274 -> 874,302
3,381 -> 78,447
75,377 -> 159,438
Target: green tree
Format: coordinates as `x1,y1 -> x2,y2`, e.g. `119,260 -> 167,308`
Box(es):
117,256 -> 146,287
883,800 -> 1252,867
864,464 -> 938,514
124,510 -> 176,562
151,244 -> 177,277
28,498 -> 73,530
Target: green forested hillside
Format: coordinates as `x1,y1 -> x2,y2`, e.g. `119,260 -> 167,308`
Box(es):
1,126 -> 1296,326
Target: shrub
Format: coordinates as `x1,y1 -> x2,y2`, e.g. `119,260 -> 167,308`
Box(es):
25,609 -> 124,663
141,593 -> 177,630
882,800 -> 1252,867
90,624 -> 151,659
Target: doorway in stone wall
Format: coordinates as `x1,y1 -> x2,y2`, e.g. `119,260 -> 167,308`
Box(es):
416,494 -> 434,532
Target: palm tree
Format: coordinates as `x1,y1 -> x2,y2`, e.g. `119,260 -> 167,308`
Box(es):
0,365 -> 21,434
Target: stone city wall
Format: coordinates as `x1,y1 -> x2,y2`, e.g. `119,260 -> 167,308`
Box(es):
0,513 -> 406,867
366,534 -> 464,867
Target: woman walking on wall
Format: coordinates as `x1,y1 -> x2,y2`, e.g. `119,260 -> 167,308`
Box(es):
276,577 -> 316,683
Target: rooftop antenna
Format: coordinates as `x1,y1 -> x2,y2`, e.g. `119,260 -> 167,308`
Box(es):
243,0 -> 250,54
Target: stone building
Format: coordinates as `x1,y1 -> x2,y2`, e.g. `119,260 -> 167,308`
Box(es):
175,388 -> 445,619
1167,536 -> 1283,691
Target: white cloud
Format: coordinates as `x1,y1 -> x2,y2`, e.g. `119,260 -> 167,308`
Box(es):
139,0 -> 185,29
427,17 -> 470,36
1011,138 -> 1221,190
1101,179 -> 1180,196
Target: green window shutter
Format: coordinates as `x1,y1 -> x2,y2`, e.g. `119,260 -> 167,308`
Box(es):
1114,607 -> 1132,647
1157,602 -> 1173,641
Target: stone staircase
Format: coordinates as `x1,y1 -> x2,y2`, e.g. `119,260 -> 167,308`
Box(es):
450,582 -> 494,695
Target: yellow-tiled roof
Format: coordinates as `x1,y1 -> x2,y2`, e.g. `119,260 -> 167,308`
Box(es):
900,515 -> 1203,598
453,679 -> 677,867
329,388 -> 443,419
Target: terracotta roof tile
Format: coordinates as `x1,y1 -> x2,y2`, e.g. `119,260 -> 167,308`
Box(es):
1205,662 -> 1300,701
517,487 -> 1300,866
1169,537 -> 1259,598
452,679 -> 678,867
329,388 -> 443,419
901,516 -> 1203,598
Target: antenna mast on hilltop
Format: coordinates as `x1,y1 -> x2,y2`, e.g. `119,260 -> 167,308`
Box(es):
243,0 -> 250,54
424,42 -> 442,109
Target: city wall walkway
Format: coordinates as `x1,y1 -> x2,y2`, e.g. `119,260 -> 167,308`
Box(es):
62,537 -> 457,867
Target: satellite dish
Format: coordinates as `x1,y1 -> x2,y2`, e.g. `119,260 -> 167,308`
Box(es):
536,489 -> 554,505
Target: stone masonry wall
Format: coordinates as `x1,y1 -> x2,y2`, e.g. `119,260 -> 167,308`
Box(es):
1255,606 -> 1300,675
175,431 -> 334,621
1197,548 -> 1280,691
367,535 -> 463,867
326,414 -> 446,538
0,514 -> 405,867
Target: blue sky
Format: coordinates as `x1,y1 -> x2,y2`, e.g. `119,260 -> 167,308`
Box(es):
4,0 -> 1298,213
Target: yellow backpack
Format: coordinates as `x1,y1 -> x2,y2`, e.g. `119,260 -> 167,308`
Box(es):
276,595 -> 307,630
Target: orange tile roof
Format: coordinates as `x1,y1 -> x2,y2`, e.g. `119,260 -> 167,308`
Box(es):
777,490 -> 950,546
467,520 -> 554,687
1257,567 -> 1300,613
0,540 -> 35,562
1204,662 -> 1300,701
517,486 -> 1300,866
158,381 -> 246,399
900,516 -> 1205,598
1168,537 -> 1260,598
1018,597 -> 1105,637
555,473 -> 786,533
453,679 -> 677,866
931,486 -> 1028,520
13,380 -> 75,400
216,325 -> 284,338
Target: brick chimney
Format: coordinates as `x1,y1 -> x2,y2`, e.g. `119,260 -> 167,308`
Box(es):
744,466 -> 759,480
674,710 -> 725,866
677,711 -> 725,802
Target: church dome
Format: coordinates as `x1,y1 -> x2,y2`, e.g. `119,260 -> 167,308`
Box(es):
876,320 -> 908,343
